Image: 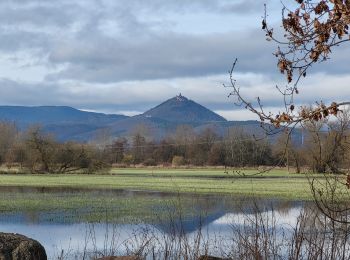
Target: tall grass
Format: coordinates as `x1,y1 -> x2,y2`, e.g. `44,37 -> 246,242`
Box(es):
55,198 -> 350,260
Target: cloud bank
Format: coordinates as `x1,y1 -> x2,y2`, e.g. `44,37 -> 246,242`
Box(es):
0,0 -> 348,120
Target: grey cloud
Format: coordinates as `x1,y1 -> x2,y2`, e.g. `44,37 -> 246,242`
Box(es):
0,0 -> 158,52
0,0 -> 272,41
309,43 -> 350,75
1,70 -> 349,118
0,5 -> 75,28
100,0 -> 211,13
220,0 -> 270,14
0,76 -> 237,114
0,0 -> 263,18
0,79 -> 61,106
0,0 -> 310,84
117,0 -> 276,15
46,28 -> 276,83
0,30 -> 50,52
0,77 -> 171,110
0,0 -> 347,93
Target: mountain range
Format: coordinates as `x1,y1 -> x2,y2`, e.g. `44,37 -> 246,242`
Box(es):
0,95 -> 299,143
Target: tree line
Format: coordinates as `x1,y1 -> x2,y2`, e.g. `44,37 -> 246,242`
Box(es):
0,124 -> 110,174
0,115 -> 349,174
109,125 -> 274,168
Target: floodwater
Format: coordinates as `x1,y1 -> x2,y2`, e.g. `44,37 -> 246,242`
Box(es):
0,186 -> 307,259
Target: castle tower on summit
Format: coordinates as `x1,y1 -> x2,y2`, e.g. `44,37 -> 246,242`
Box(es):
176,93 -> 186,102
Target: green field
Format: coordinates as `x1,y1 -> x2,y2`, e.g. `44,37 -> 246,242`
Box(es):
0,168 -> 325,200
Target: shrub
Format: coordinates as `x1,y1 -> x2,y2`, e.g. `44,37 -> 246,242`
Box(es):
172,156 -> 185,167
122,154 -> 133,166
143,158 -> 157,166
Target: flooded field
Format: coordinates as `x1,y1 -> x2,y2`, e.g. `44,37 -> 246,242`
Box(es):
0,186 -> 307,259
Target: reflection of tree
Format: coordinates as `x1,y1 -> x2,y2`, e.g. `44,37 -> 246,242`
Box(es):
273,200 -> 294,217
24,211 -> 40,224
154,195 -> 228,234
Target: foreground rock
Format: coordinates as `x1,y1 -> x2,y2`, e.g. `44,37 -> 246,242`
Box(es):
198,256 -> 231,260
0,232 -> 47,260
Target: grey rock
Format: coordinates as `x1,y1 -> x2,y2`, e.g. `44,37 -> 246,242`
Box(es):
0,232 -> 47,260
197,256 -> 231,260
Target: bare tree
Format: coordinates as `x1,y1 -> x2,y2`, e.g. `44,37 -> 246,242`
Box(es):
224,127 -> 274,167
131,133 -> 146,164
0,122 -> 18,165
301,111 -> 350,174
110,137 -> 128,164
238,1 -> 350,224
227,1 -> 350,132
173,125 -> 196,160
273,131 -> 305,173
263,0 -> 350,85
23,126 -> 111,174
24,126 -> 56,173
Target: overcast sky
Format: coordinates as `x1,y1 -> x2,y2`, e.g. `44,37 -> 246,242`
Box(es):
0,0 -> 349,120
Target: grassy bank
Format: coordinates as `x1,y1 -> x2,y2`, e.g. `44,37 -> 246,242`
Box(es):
0,168 -> 323,200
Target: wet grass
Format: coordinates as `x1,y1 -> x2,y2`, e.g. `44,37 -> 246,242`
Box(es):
0,189 -> 251,223
0,191 -> 179,223
0,168 -> 324,224
0,168 -> 323,200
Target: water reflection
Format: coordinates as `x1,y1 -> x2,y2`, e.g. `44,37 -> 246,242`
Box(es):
0,186 -> 307,259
